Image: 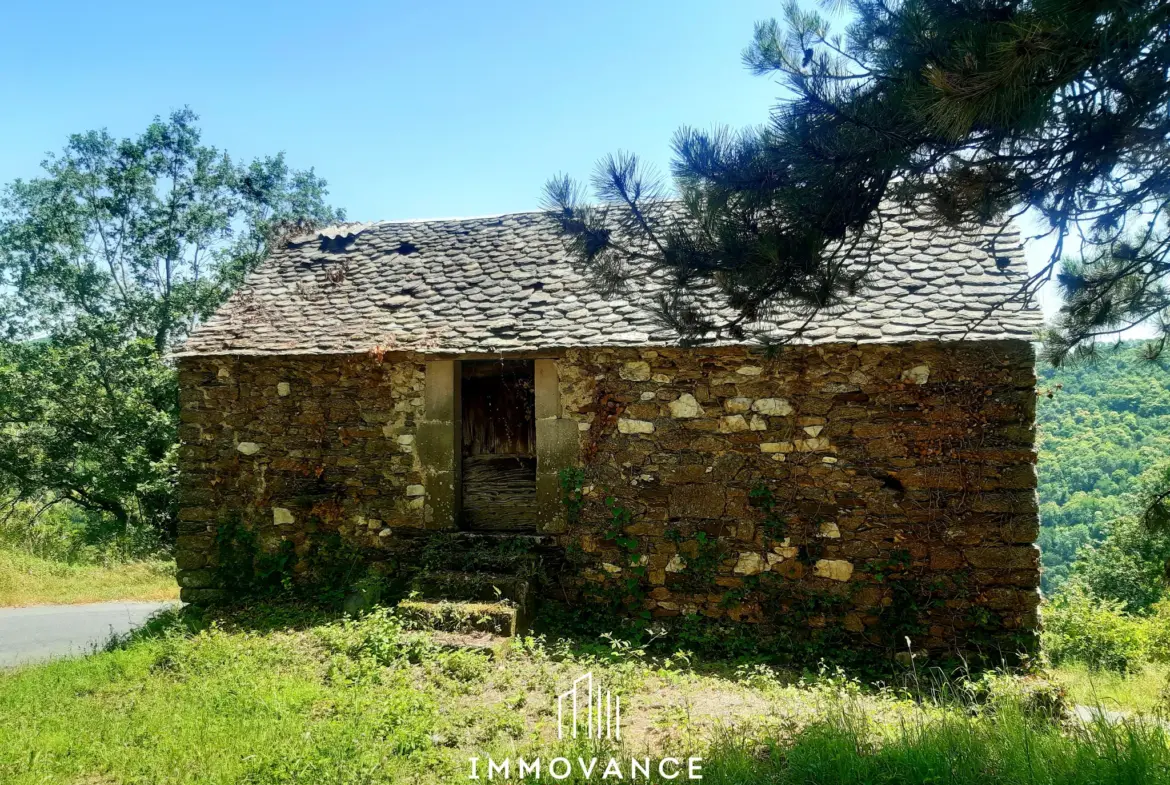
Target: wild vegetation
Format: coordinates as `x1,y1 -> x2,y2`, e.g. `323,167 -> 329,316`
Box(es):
1037,344 -> 1170,598
0,549 -> 175,607
0,110 -> 341,545
2,3 -> 1170,778
0,500 -> 176,606
2,603 -> 1170,785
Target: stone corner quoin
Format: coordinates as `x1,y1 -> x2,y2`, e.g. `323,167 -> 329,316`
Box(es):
174,338 -> 1041,659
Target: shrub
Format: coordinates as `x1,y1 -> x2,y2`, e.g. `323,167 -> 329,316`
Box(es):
0,498 -> 163,563
315,608 -> 433,666
1043,589 -> 1147,672
1143,598 -> 1170,663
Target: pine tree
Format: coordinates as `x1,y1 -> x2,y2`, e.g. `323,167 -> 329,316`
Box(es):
546,0 -> 1170,354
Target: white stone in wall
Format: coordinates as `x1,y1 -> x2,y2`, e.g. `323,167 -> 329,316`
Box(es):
752,398 -> 793,416
724,397 -> 753,413
617,418 -> 655,434
794,437 -> 831,452
237,442 -> 261,455
760,442 -> 794,453
665,554 -> 685,573
772,545 -> 799,560
734,552 -> 765,575
405,484 -> 425,497
602,562 -> 622,574
901,364 -> 931,384
817,522 -> 841,538
619,361 -> 652,381
736,366 -> 764,376
668,393 -> 703,418
277,382 -> 290,396
273,507 -> 294,525
814,559 -> 854,581
749,415 -> 768,431
803,425 -> 824,437
718,415 -> 749,433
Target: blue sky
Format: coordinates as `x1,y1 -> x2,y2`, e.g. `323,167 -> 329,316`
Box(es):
1,0 -> 784,222
0,0 -> 1086,321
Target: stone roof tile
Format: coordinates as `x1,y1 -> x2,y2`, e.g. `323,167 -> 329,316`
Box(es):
179,208 -> 1042,356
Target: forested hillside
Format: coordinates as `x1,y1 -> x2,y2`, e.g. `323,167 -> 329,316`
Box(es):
1037,343 -> 1170,591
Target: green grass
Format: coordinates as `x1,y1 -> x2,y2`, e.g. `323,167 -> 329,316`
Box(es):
1057,662 -> 1170,714
2,603 -> 1169,784
0,547 -> 178,606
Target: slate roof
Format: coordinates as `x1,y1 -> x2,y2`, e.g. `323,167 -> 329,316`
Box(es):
178,208 -> 1042,356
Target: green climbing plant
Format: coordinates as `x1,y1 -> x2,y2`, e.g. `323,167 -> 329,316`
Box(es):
558,467 -> 586,524
213,515 -> 386,605
665,527 -> 726,593
601,496 -> 649,618
749,484 -> 790,545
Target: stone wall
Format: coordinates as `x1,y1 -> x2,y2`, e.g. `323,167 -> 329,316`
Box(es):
551,340 -> 1040,657
175,339 -> 1040,657
175,354 -> 428,602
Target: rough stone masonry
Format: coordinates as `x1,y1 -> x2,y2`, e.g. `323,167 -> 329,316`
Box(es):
175,339 -> 1040,659
174,208 -> 1043,660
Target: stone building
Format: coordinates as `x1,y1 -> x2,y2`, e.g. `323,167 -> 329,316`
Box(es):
176,208 -> 1043,659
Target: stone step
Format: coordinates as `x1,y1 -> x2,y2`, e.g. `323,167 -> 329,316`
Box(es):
443,531 -> 556,547
397,598 -> 520,636
404,530 -> 556,576
412,571 -> 532,611
399,530 -> 556,548
425,630 -> 513,659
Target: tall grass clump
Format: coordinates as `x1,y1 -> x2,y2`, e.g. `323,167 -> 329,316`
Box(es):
699,686 -> 1170,784
0,499 -> 174,606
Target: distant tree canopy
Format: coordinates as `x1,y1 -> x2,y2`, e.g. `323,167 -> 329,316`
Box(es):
1036,343 -> 1170,596
0,109 -> 342,538
546,0 -> 1170,355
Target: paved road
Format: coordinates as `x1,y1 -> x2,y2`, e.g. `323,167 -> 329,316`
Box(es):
0,601 -> 177,667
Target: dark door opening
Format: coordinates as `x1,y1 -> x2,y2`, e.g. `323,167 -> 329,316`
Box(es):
460,360 -> 537,531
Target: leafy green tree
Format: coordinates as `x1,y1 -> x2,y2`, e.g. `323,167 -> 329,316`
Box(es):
1036,342 -> 1170,592
1050,457 -> 1170,612
0,109 -> 342,539
1067,512 -> 1170,614
547,0 -> 1170,352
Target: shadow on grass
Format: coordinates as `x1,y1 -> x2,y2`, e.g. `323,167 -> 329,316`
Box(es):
106,595 -> 1039,705
103,598 -> 349,652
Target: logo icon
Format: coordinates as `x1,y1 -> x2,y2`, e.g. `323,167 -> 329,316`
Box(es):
557,672 -> 621,740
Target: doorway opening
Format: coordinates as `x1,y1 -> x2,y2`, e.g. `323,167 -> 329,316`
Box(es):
460,360 -> 537,531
